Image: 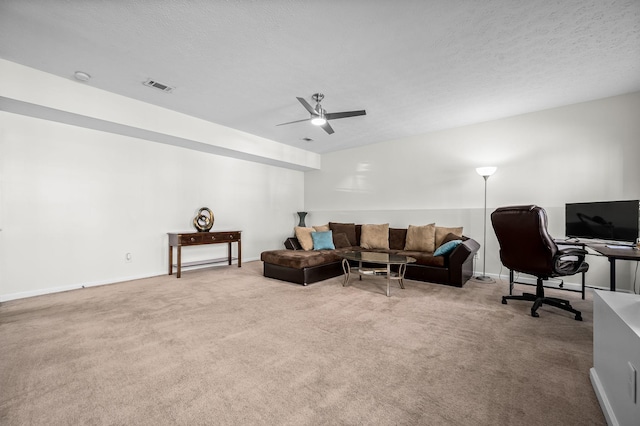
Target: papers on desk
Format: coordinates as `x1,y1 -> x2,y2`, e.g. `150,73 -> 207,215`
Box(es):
605,244 -> 633,250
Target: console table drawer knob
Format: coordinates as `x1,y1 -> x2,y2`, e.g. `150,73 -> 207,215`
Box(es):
211,236 -> 216,240
190,237 -> 196,242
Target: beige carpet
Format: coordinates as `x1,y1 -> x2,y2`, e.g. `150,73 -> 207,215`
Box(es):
0,261 -> 605,425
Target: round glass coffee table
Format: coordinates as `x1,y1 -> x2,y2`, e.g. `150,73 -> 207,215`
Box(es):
339,251 -> 417,297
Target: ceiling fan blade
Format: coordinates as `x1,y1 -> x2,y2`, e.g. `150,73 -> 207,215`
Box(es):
296,97 -> 319,115
325,110 -> 366,120
276,118 -> 311,126
321,121 -> 335,135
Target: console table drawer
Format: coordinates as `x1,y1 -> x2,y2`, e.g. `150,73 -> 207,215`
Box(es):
216,232 -> 241,242
177,232 -> 240,245
180,234 -> 203,245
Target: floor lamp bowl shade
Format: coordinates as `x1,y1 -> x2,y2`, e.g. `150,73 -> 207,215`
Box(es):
476,166 -> 497,177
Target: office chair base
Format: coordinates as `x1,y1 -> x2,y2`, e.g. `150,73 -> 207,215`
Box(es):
502,293 -> 582,321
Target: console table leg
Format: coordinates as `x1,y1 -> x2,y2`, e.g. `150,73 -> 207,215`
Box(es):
238,240 -> 242,267
168,245 -> 173,275
177,246 -> 182,279
228,242 -> 232,265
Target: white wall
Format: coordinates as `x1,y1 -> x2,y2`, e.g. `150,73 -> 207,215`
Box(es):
0,112 -> 304,300
305,92 -> 640,291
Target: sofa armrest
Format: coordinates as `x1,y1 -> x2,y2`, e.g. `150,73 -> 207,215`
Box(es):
284,237 -> 303,250
449,238 -> 480,266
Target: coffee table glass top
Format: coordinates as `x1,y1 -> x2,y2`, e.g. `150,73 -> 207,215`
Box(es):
339,251 -> 416,265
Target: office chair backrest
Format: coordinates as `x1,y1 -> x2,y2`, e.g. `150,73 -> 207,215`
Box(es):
491,205 -> 557,277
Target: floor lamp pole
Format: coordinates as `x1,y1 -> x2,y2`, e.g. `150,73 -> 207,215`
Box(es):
475,167 -> 496,282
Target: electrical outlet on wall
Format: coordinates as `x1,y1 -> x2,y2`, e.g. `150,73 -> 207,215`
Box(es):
125,252 -> 132,263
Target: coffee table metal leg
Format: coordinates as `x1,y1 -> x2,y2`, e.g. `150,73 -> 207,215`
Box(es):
387,264 -> 391,296
398,263 -> 406,289
341,258 -> 350,286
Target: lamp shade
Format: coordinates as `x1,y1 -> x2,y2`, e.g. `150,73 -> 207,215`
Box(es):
476,166 -> 497,177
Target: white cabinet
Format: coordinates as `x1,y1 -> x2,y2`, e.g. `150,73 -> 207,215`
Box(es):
590,290 -> 640,426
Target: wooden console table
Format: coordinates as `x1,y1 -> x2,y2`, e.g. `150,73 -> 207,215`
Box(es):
168,231 -> 241,278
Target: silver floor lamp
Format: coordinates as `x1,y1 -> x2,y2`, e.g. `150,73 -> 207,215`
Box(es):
475,166 -> 497,282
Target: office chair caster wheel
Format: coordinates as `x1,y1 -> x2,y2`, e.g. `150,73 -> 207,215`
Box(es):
502,297 -> 507,304
575,313 -> 582,321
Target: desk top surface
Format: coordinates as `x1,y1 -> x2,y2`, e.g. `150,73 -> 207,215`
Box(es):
587,243 -> 640,260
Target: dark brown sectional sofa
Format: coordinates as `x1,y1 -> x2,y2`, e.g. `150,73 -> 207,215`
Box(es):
260,224 -> 480,287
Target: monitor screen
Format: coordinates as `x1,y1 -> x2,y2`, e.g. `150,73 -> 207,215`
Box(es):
565,200 -> 640,243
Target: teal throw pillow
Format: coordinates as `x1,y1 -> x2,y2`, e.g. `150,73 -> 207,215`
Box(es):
312,230 -> 335,250
433,239 -> 462,257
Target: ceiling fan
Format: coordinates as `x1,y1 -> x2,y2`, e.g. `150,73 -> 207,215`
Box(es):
277,93 -> 366,134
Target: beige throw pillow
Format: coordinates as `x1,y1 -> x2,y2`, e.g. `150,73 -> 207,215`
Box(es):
360,223 -> 390,249
294,226 -> 315,251
435,226 -> 463,248
404,223 -> 436,253
313,224 -> 330,232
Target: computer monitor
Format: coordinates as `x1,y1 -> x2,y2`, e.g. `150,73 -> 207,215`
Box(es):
565,200 -> 640,244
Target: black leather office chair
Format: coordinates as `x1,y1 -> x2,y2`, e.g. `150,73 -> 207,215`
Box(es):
491,205 -> 588,321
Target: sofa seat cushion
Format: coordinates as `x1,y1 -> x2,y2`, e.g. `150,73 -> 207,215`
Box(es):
261,249 -> 343,269
394,250 -> 445,267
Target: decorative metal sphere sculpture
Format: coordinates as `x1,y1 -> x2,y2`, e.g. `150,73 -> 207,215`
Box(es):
193,207 -> 214,232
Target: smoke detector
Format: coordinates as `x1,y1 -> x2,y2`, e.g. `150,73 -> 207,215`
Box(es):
143,79 -> 174,93
74,71 -> 91,82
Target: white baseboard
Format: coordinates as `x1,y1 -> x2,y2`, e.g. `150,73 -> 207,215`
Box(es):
0,257 -> 259,302
590,368 -> 618,426
0,271 -> 163,302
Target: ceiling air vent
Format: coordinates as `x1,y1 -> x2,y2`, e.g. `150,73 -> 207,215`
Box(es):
143,79 -> 174,93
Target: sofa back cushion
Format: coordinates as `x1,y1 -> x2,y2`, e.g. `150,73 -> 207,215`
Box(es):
389,228 -> 408,250
404,223 -> 436,253
360,223 -> 390,249
329,222 -> 357,246
440,232 -> 464,247
435,226 -> 463,248
333,232 -> 352,248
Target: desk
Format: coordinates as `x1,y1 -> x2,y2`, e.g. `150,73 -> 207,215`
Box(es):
587,244 -> 640,291
168,231 -> 241,278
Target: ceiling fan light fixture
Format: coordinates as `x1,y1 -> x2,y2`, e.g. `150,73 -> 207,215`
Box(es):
310,109 -> 326,126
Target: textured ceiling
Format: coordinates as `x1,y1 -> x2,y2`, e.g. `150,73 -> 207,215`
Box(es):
1,0 -> 639,154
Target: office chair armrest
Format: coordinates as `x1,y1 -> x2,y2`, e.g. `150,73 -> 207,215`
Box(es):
553,247 -> 587,275
555,247 -> 587,259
